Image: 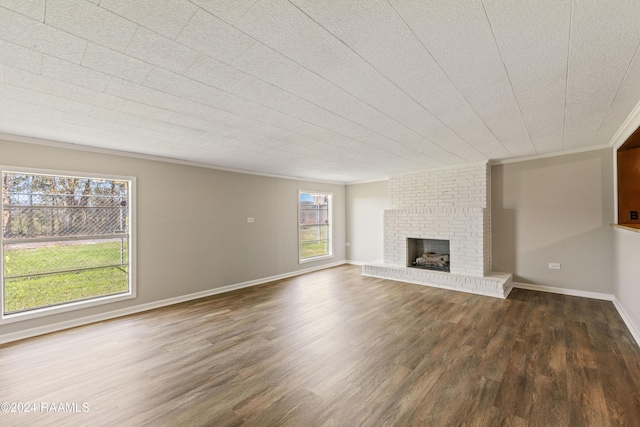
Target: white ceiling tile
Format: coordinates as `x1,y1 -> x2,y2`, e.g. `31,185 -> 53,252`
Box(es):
99,0 -> 198,40
126,27 -> 199,74
189,0 -> 258,25
230,44 -> 451,164
42,55 -> 112,92
31,118 -> 64,140
234,1 -> 476,164
564,0 -> 640,148
198,120 -> 237,136
105,77 -> 206,116
194,105 -> 247,126
7,98 -> 63,121
142,67 -> 243,111
70,86 -> 172,121
82,43 -> 153,84
184,55 -> 251,90
0,82 -> 39,104
45,0 -> 137,52
482,0 -> 570,154
0,0 -> 45,22
89,105 -> 177,136
389,0 -> 534,157
234,0 -> 371,92
2,64 -> 75,98
0,39 -> 42,72
0,1 -> 639,182
301,0 -> 509,160
225,128 -> 265,144
225,99 -> 277,121
38,92 -> 91,116
164,112 -> 208,130
176,8 -> 256,64
593,48 -> 640,146
9,118 -> 36,137
63,111 -> 145,137
0,7 -> 86,63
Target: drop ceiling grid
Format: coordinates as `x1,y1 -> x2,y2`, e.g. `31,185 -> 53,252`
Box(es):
0,1 -> 637,182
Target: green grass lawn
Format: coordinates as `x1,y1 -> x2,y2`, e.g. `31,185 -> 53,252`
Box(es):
300,225 -> 330,258
3,241 -> 129,314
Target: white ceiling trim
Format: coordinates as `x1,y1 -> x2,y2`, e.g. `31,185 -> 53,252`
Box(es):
608,98 -> 640,150
0,132 -> 349,185
490,143 -> 612,166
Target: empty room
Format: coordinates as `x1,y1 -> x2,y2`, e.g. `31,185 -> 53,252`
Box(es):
1,1 -> 640,426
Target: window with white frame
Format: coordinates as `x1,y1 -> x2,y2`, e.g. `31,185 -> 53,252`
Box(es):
1,168 -> 135,322
299,191 -> 332,262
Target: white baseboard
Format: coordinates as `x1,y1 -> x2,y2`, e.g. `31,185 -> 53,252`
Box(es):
612,297 -> 640,348
0,261 -> 347,345
512,282 -> 614,301
345,260 -> 366,266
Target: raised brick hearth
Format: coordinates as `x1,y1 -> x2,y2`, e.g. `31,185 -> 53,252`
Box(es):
363,162 -> 513,298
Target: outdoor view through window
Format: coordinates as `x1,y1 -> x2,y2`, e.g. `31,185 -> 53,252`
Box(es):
1,171 -> 132,317
299,191 -> 332,261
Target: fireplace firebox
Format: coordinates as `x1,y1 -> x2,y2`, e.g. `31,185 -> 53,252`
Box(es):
407,238 -> 450,272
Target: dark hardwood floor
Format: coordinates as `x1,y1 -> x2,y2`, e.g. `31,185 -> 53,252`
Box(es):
1,264 -> 639,426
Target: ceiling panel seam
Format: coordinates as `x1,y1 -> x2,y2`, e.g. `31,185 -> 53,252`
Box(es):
480,0 -> 536,154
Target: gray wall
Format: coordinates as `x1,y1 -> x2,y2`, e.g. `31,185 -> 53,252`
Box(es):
345,180 -> 388,263
613,228 -> 640,339
0,138 -> 345,337
492,148 -> 614,293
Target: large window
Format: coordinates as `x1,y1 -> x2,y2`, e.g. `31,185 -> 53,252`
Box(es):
1,168 -> 135,322
299,191 -> 332,262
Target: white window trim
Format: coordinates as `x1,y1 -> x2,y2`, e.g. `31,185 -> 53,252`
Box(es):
298,190 -> 333,264
0,166 -> 136,324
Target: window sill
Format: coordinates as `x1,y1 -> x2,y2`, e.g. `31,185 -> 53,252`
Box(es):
299,254 -> 334,264
0,292 -> 136,325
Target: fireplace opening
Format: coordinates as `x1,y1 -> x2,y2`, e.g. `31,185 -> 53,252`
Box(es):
407,238 -> 450,272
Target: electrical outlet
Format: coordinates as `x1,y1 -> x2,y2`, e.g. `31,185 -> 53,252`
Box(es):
548,263 -> 561,270
247,217 -> 254,223
630,211 -> 638,220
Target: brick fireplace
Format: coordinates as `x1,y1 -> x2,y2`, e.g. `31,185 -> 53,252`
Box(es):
363,162 -> 512,298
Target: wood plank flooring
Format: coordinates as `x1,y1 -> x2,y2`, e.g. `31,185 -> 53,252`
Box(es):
1,264 -> 639,426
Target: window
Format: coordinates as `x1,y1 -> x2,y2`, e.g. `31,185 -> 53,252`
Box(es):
299,191 -> 332,262
1,168 -> 135,322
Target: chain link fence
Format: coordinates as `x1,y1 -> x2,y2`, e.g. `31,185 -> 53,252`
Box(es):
4,192 -> 128,239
